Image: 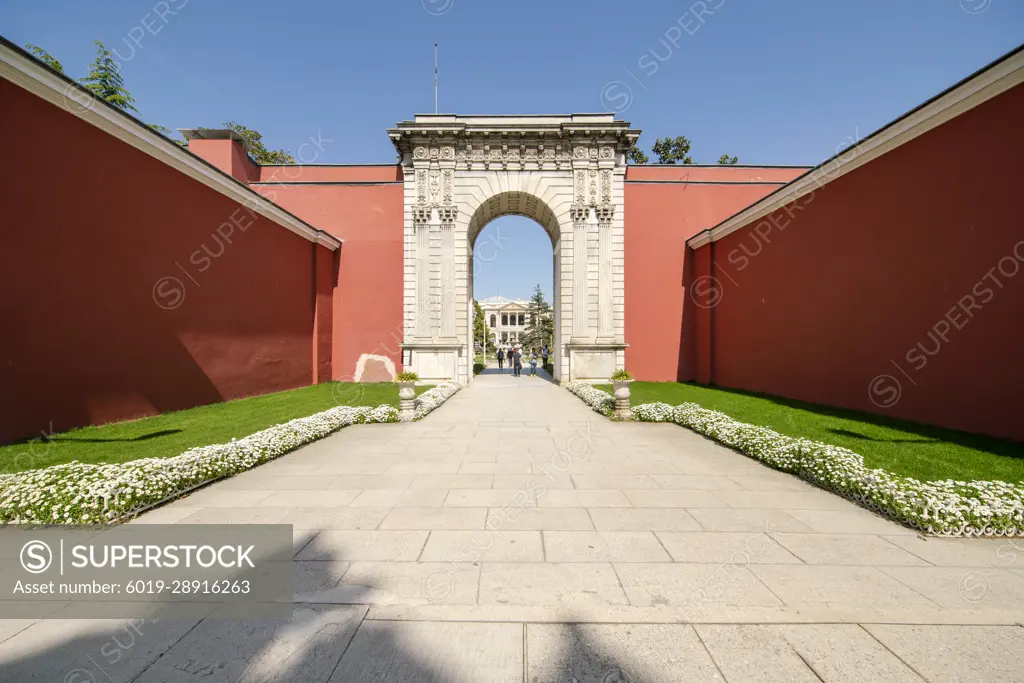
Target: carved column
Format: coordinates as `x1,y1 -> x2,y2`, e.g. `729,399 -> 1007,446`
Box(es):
571,202 -> 589,337
439,206 -> 457,337
597,164 -> 615,339
414,206 -> 431,338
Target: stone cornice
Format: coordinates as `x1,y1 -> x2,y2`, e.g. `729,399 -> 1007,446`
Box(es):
388,114 -> 640,169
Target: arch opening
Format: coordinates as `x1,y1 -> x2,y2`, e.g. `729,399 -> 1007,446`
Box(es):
468,192 -> 561,382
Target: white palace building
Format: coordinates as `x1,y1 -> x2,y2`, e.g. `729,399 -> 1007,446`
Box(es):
478,296 -> 531,349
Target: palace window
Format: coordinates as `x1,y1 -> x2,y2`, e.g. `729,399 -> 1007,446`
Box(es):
502,314 -> 508,326
518,313 -> 525,326
490,314 -> 496,327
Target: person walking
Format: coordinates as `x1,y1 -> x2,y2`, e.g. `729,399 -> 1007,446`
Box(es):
529,348 -> 539,376
496,346 -> 504,372
513,346 -> 523,377
541,346 -> 549,371
506,347 -> 515,374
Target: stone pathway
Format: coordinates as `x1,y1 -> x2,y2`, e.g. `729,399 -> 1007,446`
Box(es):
3,370 -> 1024,681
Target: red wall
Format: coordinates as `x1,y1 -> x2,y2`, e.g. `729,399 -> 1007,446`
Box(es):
690,84 -> 1024,441
250,175 -> 405,380
624,166 -> 809,381
0,80 -> 332,443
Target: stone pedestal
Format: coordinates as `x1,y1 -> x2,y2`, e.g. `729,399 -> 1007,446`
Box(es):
612,380 -> 633,421
398,382 -> 416,422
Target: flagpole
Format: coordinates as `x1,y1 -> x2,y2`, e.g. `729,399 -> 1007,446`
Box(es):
434,43 -> 438,114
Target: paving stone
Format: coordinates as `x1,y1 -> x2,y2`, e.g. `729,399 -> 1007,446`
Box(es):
216,474 -> 340,490
479,563 -> 629,608
879,566 -> 1024,610
865,625 -> 1024,682
135,604 -> 366,682
771,533 -> 930,565
0,615 -> 207,683
334,562 -> 480,605
527,623 -> 724,682
883,534 -> 1024,567
588,508 -> 703,532
409,474 -> 493,489
379,506 -> 487,530
656,532 -> 803,564
728,474 -> 818,492
383,462 -> 461,474
694,625 -> 821,682
624,489 -> 726,508
127,505 -> 201,524
614,563 -> 784,609
329,620 -> 522,682
493,473 -> 575,489
535,490 -> 632,507
444,488 -> 538,507
348,489 -> 449,508
688,508 -> 814,533
459,462 -> 532,474
571,474 -> 660,490
774,624 -> 924,682
603,462 -> 683,475
280,507 -> 391,530
179,489 -> 273,507
539,460 -> 609,474
327,475 -> 415,490
712,489 -> 851,510
543,531 -> 671,562
420,530 -> 544,562
783,508 -> 916,534
178,506 -> 293,525
260,490 -> 362,507
294,560 -> 351,595
485,507 -> 595,531
650,474 -> 744,489
294,531 -> 428,561
749,565 -> 936,609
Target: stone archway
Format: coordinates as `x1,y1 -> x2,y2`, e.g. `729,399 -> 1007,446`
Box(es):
389,114 -> 638,385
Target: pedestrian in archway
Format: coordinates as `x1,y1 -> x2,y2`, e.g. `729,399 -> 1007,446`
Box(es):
507,347 -> 515,375
541,346 -> 549,372
496,347 -> 504,373
529,348 -> 539,377
513,346 -> 523,377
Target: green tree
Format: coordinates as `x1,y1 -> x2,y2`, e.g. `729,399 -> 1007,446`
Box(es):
24,44 -> 63,73
473,300 -> 494,354
222,121 -> 296,164
627,146 -> 649,164
522,285 -> 554,352
718,154 -> 739,164
80,40 -> 137,113
651,136 -> 693,164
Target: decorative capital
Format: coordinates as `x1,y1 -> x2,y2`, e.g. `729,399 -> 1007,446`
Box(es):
570,204 -> 588,223
413,206 -> 431,225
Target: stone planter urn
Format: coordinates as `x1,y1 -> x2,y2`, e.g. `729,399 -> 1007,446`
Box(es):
612,379 -> 633,421
397,381 -> 416,422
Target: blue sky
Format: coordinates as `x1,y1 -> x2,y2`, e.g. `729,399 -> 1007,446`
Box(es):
3,0 -> 1021,301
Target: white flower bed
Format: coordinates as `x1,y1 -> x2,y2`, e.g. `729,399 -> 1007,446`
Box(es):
567,381 -> 615,416
565,383 -> 1024,536
414,382 -> 460,420
0,404 -> 398,525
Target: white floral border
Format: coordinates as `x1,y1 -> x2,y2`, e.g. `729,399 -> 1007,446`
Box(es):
413,382 -> 461,420
567,382 -> 1024,536
0,382 -> 463,525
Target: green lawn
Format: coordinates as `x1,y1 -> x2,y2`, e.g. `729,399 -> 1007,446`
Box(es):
597,382 -> 1024,483
0,383 -> 429,474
